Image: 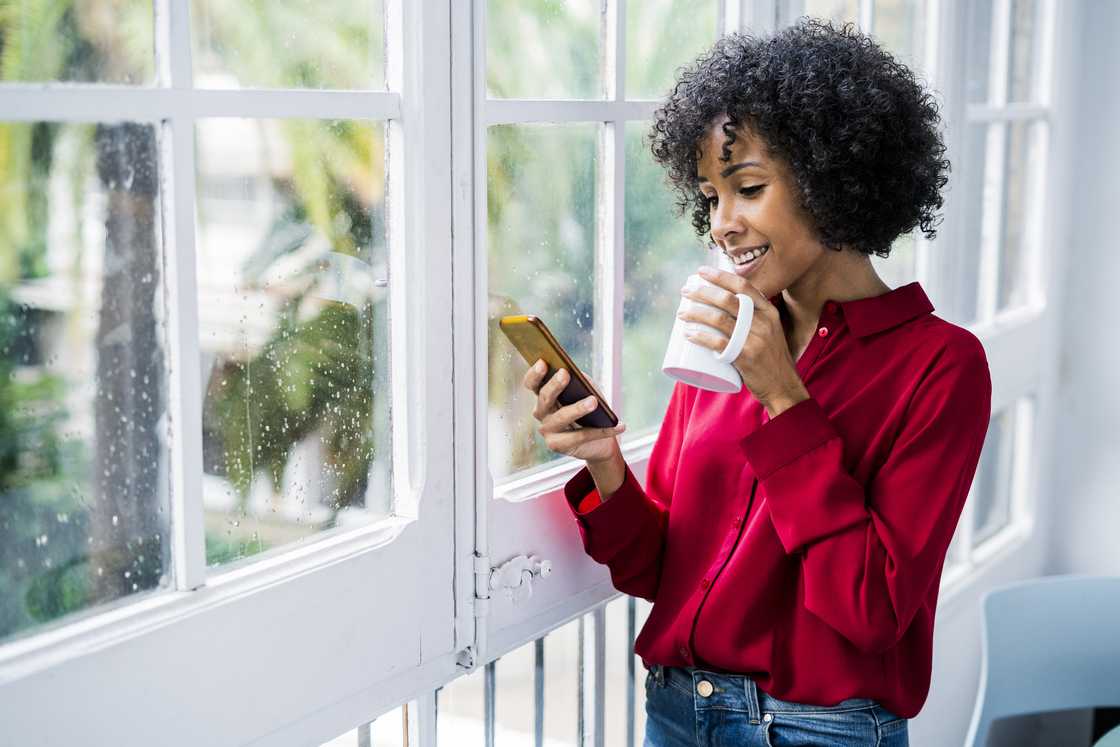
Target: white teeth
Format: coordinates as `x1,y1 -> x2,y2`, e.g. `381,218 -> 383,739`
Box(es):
733,245 -> 769,265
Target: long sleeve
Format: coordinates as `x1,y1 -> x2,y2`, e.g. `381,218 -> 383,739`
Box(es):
740,337 -> 992,654
562,380 -> 693,601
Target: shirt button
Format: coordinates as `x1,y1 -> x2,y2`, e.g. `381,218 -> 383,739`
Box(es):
817,326 -> 829,337
732,515 -> 741,526
699,577 -> 710,589
696,680 -> 714,697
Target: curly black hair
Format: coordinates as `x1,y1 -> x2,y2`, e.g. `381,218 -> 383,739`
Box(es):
647,17 -> 950,259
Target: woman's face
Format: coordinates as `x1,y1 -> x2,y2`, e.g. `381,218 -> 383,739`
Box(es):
695,115 -> 825,299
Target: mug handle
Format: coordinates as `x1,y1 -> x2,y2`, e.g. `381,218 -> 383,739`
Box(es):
713,293 -> 753,364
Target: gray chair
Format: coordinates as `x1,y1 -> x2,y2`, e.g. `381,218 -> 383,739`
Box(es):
965,574 -> 1120,747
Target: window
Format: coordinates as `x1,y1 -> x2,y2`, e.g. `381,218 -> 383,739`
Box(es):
487,0 -> 723,481
0,120 -> 171,640
0,0 -> 1067,743
954,0 -> 1049,324
1,2 -> 459,743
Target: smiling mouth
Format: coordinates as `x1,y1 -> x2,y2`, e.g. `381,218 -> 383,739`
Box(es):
728,244 -> 770,266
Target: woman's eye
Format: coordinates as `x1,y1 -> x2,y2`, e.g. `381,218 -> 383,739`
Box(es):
706,185 -> 763,208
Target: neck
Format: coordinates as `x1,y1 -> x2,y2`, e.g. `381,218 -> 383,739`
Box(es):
780,249 -> 890,335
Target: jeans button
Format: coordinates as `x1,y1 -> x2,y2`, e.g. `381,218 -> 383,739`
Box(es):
696,680 -> 713,697
763,713 -> 773,722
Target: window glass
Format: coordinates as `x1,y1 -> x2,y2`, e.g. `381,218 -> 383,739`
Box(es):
191,0 -> 386,89
954,121 -> 991,326
0,0 -> 154,84
872,0 -> 927,74
801,0 -> 859,26
965,0 -> 995,104
1007,0 -> 1041,104
0,121 -> 170,643
621,121 -> 706,436
996,120 -> 1041,312
871,232 -> 919,294
972,404 -> 1015,546
486,0 -> 602,99
625,0 -> 720,100
487,124 -> 598,480
194,118 -> 391,569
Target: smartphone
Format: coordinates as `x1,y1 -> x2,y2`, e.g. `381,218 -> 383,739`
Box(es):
499,315 -> 620,429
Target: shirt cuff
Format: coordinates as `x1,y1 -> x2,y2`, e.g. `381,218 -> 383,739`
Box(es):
740,396 -> 838,478
563,460 -> 660,555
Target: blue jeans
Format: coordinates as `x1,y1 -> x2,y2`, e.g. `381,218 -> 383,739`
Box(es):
643,664 -> 909,746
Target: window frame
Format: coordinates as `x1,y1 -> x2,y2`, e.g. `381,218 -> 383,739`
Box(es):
0,0 -> 467,744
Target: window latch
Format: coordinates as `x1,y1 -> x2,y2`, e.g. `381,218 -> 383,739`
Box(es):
488,553 -> 553,604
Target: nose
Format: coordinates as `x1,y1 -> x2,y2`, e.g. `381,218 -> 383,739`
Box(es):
709,198 -> 740,246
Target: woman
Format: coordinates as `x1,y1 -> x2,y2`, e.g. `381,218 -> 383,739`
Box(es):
522,18 -> 990,747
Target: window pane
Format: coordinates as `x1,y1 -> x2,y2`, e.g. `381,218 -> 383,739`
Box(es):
965,0 -> 995,104
191,0 -> 386,89
488,124 -> 598,480
0,0 -> 154,84
872,0 -> 927,74
0,121 -> 170,643
972,404 -> 1014,547
953,121 -> 992,326
625,0 -> 719,100
871,231 -> 919,293
1007,0 -> 1042,103
997,119 -> 1041,312
622,121 -> 707,436
195,118 -> 390,570
487,0 -> 601,99
801,0 -> 860,26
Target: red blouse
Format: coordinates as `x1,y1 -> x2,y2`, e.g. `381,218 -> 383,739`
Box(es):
563,281 -> 991,720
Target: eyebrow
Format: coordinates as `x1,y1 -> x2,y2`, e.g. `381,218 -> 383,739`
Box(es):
696,160 -> 764,183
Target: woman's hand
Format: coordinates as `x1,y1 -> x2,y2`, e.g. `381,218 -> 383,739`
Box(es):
678,267 -> 810,413
522,359 -> 627,464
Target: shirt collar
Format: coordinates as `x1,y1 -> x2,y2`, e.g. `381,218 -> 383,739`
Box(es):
766,281 -> 934,338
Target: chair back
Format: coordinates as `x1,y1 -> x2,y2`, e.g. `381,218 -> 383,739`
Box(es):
965,574 -> 1120,747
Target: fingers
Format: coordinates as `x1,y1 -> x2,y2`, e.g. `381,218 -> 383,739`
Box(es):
679,298 -> 733,337
542,424 -> 625,453
535,366 -> 571,419
522,359 -> 572,422
521,358 -> 548,394
695,268 -> 778,318
539,421 -> 627,456
540,392 -> 598,434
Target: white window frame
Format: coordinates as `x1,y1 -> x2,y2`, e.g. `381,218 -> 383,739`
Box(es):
0,0 -> 467,744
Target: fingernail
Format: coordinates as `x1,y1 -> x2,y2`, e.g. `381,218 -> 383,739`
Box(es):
616,423 -> 627,432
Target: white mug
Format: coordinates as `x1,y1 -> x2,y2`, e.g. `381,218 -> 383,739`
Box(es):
661,249 -> 754,393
